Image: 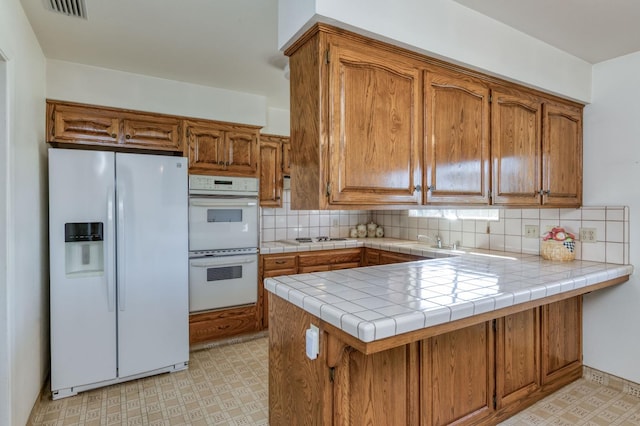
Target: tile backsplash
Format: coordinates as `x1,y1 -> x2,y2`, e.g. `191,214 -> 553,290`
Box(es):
260,190 -> 629,265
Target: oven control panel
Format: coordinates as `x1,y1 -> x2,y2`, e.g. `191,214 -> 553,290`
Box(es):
189,175 -> 258,195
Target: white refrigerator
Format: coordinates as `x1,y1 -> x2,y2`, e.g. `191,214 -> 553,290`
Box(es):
49,148 -> 189,399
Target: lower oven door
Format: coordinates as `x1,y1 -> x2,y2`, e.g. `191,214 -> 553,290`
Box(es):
188,253 -> 258,313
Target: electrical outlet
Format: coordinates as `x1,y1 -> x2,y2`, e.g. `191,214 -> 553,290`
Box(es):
332,218 -> 339,227
524,225 -> 539,238
580,227 -> 597,243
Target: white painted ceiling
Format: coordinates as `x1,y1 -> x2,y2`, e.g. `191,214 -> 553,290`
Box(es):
453,0 -> 640,64
20,0 -> 640,111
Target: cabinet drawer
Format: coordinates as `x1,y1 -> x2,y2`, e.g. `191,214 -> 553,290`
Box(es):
263,255 -> 297,271
298,248 -> 362,267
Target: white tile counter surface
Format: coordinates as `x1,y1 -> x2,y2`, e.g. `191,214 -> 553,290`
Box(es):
262,239 -> 634,343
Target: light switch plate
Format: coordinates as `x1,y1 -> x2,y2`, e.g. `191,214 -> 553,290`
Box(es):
306,324 -> 319,360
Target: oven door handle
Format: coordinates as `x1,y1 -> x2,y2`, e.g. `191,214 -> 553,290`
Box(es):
189,200 -> 257,208
190,258 -> 257,268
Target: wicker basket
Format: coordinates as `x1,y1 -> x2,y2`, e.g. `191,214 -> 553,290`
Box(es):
541,240 -> 576,261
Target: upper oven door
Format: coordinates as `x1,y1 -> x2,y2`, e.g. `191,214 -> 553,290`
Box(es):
188,196 -> 259,251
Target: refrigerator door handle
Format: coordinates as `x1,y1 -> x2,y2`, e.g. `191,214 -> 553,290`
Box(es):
106,186 -> 115,312
117,187 -> 126,311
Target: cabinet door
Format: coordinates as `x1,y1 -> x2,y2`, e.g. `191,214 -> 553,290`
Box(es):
282,139 -> 291,176
542,103 -> 583,207
425,71 -> 490,204
226,131 -> 259,176
185,122 -> 227,173
423,322 -> 495,426
491,90 -> 543,206
261,254 -> 298,329
122,116 -> 181,151
326,38 -> 422,206
542,296 -> 582,385
259,139 -> 283,207
495,309 -> 541,409
50,103 -> 120,146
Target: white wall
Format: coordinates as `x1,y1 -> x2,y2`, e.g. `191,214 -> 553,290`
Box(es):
582,51 -> 640,383
0,0 -> 47,425
263,107 -> 290,136
47,59 -> 268,127
278,0 -> 592,103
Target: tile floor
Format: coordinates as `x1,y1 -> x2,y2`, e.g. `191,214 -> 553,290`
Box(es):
30,335 -> 640,425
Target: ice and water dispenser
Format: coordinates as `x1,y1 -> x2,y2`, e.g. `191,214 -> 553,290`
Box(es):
64,222 -> 104,277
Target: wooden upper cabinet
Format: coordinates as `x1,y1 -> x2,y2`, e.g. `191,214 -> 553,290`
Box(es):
282,139 -> 291,176
326,38 -> 422,207
286,28 -> 422,209
491,90 -> 543,206
424,71 -> 490,205
50,104 -> 119,145
122,116 -> 181,151
185,119 -> 260,177
47,100 -> 182,152
259,134 -> 284,207
543,103 -> 583,207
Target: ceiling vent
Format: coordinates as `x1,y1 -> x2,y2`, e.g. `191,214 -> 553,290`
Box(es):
45,0 -> 88,19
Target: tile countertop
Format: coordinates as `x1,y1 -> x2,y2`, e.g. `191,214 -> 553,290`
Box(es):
263,238 -> 634,343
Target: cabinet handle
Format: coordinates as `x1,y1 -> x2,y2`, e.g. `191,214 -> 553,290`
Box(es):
414,185 -> 422,193
427,185 -> 436,192
275,196 -> 281,200
225,161 -> 230,166
125,134 -> 131,139
111,133 -> 117,138
218,161 -> 224,165
275,260 -> 286,265
539,189 -> 551,196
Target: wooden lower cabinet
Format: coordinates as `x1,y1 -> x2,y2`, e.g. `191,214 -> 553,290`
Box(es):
269,294 -> 583,426
363,247 -> 428,265
189,305 -> 261,345
423,322 -> 494,426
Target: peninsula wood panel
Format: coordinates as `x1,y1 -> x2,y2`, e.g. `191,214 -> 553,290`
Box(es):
259,136 -> 283,207
491,90 -> 543,206
495,309 -> 541,409
326,37 -> 423,206
424,71 -> 490,205
542,104 -> 583,207
542,296 -> 582,385
269,295 -> 332,426
423,322 -> 495,426
336,344 -> 419,425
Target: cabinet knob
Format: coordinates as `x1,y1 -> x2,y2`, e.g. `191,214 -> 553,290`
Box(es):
427,185 -> 436,192
225,161 -> 230,166
111,133 -> 117,138
218,161 -> 224,165
275,196 -> 281,200
413,185 -> 422,193
125,134 -> 131,139
539,189 -> 551,196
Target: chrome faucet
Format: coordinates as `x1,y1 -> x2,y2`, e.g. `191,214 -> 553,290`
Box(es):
417,234 -> 442,249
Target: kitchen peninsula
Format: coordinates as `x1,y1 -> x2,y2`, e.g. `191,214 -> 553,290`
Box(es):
265,241 -> 632,425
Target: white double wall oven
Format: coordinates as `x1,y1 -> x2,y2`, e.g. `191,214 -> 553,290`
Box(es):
188,175 -> 259,313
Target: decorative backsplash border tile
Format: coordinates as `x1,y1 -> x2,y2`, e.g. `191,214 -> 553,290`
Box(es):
260,192 -> 629,264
